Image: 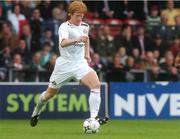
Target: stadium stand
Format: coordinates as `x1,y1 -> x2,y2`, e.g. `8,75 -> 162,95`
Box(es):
0,1 -> 179,82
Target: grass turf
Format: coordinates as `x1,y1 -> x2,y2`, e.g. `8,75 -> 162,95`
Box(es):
0,120 -> 180,139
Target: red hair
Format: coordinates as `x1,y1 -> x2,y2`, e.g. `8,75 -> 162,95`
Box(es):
68,1 -> 87,15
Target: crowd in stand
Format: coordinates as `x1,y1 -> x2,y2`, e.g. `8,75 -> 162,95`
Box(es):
0,0 -> 179,82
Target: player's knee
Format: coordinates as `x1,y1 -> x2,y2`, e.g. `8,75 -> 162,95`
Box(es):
46,88 -> 58,99
91,81 -> 100,90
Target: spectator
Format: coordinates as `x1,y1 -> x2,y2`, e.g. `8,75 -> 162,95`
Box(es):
175,15 -> 180,25
85,1 -> 115,19
12,38 -> 30,62
153,14 -> 173,40
40,27 -> 54,49
44,54 -> 58,81
174,15 -> 180,37
161,0 -> 179,25
159,50 -> 172,64
152,34 -> 168,58
29,52 -> 43,70
88,25 -> 97,52
117,47 -> 128,65
140,51 -> 159,69
124,56 -> 136,71
19,1 -> 32,19
0,46 -> 12,81
56,2 -> 67,21
7,54 -> 25,82
124,56 -> 136,81
146,5 -> 161,33
0,46 -> 11,68
160,14 -> 169,25
114,24 -> 133,55
96,25 -> 115,65
160,52 -> 178,81
0,4 -> 5,21
8,53 -> 24,70
0,21 -> 19,51
40,42 -> 52,66
153,50 -> 160,64
46,7 -> 64,49
21,24 -> 41,53
44,54 -> 57,73
26,52 -> 45,82
132,25 -> 153,58
90,53 -> 103,77
51,7 -> 63,31
106,54 -> 125,81
101,0 -> 115,19
146,5 -> 161,26
132,48 -> 141,68
30,8 -> 43,46
113,1 -> 145,20
36,0 -> 53,21
8,4 -> 26,34
1,0 -> 13,19
169,35 -> 180,56
140,51 -> 160,80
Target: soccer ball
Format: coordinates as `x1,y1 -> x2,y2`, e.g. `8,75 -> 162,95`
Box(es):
83,118 -> 100,134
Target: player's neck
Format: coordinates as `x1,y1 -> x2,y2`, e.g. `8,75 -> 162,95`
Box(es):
68,19 -> 80,26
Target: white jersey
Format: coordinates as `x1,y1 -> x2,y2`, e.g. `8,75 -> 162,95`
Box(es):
49,21 -> 93,89
58,21 -> 89,61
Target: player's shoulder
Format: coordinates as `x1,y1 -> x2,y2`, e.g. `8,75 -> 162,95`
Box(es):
81,21 -> 89,28
59,21 -> 69,28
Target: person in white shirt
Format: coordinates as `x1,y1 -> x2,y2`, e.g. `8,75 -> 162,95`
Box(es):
31,1 -> 108,127
8,4 -> 26,34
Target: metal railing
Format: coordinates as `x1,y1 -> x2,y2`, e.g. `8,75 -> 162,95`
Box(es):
1,68 -> 178,82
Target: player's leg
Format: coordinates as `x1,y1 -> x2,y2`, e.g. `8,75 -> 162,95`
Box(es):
80,71 -> 101,118
80,70 -> 108,125
31,87 -> 58,117
30,87 -> 58,127
31,61 -> 74,127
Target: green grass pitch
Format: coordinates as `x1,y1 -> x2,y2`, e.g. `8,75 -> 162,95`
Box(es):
1,120 -> 180,139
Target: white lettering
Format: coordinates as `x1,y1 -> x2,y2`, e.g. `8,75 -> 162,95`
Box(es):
114,94 -> 135,116
170,94 -> 180,116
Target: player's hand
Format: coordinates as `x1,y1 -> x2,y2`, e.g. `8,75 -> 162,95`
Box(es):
85,55 -> 91,64
77,36 -> 88,43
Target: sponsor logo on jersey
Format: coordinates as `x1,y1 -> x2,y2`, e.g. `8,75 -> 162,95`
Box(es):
74,43 -> 84,47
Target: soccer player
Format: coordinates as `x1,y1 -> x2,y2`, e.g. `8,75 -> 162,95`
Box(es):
30,1 -> 108,127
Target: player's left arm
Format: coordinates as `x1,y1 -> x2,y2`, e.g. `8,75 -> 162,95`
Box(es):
84,24 -> 91,64
84,38 -> 91,64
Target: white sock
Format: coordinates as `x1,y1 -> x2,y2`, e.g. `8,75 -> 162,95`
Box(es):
89,88 -> 101,118
32,91 -> 48,117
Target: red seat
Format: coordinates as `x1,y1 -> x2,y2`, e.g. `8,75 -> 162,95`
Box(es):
88,19 -> 105,25
105,19 -> 122,25
123,19 -> 143,25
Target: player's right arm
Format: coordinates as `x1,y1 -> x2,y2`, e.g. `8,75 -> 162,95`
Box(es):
59,23 -> 88,48
60,36 -> 88,48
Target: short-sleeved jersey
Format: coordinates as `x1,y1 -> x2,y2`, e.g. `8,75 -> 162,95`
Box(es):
58,21 -> 89,61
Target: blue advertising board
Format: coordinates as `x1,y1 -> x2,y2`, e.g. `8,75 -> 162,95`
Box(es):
110,82 -> 180,119
0,82 -> 107,119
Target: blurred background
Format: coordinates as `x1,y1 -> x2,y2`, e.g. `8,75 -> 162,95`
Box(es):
0,0 -> 179,83
1,2 -> 180,138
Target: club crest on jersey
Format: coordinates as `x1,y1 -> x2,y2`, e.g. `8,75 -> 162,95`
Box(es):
83,29 -> 88,34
